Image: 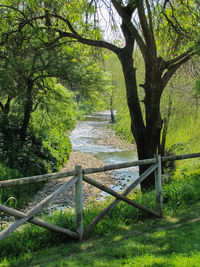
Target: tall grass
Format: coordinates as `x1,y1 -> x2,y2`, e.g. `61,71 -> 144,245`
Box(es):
166,112 -> 200,153
165,109 -> 200,173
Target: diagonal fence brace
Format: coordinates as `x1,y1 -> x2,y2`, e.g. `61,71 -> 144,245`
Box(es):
0,176 -> 78,241
83,163 -> 158,235
0,204 -> 79,239
83,173 -> 159,218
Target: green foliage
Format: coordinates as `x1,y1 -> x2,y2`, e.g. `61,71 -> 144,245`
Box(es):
0,82 -> 77,206
0,0 -> 111,209
0,162 -> 22,205
155,0 -> 200,55
165,108 -> 200,173
163,171 -> 200,213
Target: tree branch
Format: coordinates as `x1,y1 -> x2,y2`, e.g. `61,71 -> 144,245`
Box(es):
137,0 -> 156,57
50,14 -> 79,36
32,102 -> 39,113
145,0 -> 154,36
0,101 -> 4,111
162,53 -> 194,88
166,49 -> 195,67
0,4 -> 27,19
111,0 -> 146,56
56,29 -> 121,55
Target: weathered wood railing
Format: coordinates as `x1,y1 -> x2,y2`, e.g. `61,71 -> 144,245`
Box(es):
0,152 -> 200,241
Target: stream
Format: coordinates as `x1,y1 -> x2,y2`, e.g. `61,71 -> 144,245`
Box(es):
2,111 -> 140,225
70,111 -> 139,193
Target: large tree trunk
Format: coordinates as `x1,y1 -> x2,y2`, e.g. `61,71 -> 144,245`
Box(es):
118,45 -> 164,192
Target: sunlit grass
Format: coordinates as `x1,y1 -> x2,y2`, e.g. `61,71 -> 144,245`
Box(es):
1,205 -> 200,267
1,177 -> 200,266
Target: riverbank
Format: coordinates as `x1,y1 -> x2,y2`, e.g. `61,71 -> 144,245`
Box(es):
23,126 -> 136,213
94,125 -> 135,150
23,151 -> 115,213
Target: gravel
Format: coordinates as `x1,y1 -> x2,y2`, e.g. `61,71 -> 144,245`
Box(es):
1,125 -> 136,226
24,127 -> 135,213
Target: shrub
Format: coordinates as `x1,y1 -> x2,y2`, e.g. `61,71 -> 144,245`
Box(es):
0,132 -> 71,207
0,162 -> 23,206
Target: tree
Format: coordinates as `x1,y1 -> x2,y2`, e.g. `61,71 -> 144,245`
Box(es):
0,3 -> 108,141
1,0 -> 199,191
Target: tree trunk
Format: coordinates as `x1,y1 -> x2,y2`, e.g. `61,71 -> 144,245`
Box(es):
20,79 -> 34,140
118,54 -> 154,191
0,97 -> 13,136
118,47 -> 164,192
160,95 -> 172,156
110,94 -> 115,123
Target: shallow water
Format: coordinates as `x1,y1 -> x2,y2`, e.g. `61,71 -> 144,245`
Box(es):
70,111 -> 139,192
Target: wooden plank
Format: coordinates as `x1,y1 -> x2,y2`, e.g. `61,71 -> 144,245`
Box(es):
121,164 -> 158,196
162,152 -> 200,162
0,176 -> 78,241
83,158 -> 157,175
83,164 -> 158,236
0,159 -> 157,188
75,166 -> 83,240
83,175 -> 160,218
154,155 -> 163,217
0,204 -> 79,239
2,152 -> 200,189
0,170 -> 76,188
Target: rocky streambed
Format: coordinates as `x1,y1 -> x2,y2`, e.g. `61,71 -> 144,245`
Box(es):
1,111 -> 139,226
23,117 -> 137,213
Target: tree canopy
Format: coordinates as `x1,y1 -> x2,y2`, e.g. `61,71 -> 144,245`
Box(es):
0,0 -> 199,191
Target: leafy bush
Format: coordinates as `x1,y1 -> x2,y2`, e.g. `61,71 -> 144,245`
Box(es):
0,162 -> 23,205
0,132 -> 71,207
0,83 -> 76,206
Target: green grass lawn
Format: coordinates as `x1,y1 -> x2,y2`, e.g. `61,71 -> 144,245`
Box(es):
1,165 -> 200,267
1,203 -> 200,267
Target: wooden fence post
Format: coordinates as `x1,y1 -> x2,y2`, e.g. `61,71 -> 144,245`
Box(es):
75,166 -> 83,240
154,154 -> 163,217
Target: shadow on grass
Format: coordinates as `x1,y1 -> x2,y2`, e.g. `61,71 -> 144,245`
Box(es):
4,207 -> 200,267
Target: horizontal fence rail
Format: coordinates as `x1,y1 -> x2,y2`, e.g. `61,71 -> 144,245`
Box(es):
1,152 -> 200,189
0,152 -> 200,241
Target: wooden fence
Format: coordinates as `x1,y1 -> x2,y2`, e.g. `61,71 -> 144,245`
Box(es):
0,152 -> 200,241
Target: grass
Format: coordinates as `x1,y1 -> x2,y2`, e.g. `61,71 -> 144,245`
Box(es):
1,203 -> 200,267
0,170 -> 200,267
